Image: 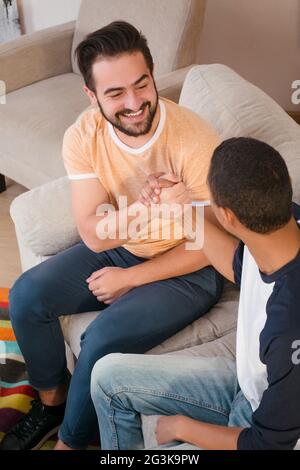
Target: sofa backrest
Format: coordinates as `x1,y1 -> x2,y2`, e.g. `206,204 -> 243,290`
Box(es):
179,64 -> 300,204
71,0 -> 206,78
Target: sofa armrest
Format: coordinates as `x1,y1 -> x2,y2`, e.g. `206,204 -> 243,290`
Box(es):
156,64 -> 197,103
0,21 -> 75,94
10,177 -> 80,258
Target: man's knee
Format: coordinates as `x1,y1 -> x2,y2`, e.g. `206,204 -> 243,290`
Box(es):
9,269 -> 47,325
91,353 -> 129,395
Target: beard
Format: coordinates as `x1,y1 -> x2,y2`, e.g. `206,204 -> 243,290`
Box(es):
96,87 -> 159,138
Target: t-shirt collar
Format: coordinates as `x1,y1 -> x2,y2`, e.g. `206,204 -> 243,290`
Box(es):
107,100 -> 166,155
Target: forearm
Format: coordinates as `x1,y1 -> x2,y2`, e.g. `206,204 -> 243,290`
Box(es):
182,205 -> 238,283
128,242 -> 210,288
202,220 -> 238,283
177,416 -> 243,450
80,201 -> 150,253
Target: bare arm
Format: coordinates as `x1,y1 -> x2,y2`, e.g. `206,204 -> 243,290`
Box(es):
132,205 -> 238,288
128,240 -> 210,288
202,206 -> 239,283
71,178 -> 150,253
176,416 -> 242,450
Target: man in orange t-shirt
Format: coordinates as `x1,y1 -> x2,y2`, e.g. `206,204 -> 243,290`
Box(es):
2,21 -> 223,451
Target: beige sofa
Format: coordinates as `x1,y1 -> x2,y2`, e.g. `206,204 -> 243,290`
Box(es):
0,0 -> 207,192
10,64 -> 300,449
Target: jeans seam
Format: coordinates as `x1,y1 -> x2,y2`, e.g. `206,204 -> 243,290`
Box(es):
107,395 -> 119,450
109,386 -> 230,417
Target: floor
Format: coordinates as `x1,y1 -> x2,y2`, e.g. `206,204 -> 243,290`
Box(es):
0,177 -> 27,288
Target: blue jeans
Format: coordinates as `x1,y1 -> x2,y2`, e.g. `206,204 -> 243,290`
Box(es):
90,353 -> 253,450
8,241 -> 223,448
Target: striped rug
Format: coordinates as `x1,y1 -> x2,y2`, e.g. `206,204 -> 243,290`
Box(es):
0,287 -> 98,450
0,287 -> 59,448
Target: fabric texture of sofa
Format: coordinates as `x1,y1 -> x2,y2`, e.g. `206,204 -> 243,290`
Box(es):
9,64 -> 300,449
0,0 -> 206,190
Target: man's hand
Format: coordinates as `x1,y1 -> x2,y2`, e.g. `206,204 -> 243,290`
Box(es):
139,172 -> 191,207
155,415 -> 185,446
86,267 -> 135,304
139,172 -> 181,205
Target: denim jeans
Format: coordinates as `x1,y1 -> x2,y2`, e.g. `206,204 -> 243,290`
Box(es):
8,241 -> 223,448
90,353 -> 253,450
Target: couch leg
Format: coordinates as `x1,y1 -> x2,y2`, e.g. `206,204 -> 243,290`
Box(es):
0,174 -> 6,193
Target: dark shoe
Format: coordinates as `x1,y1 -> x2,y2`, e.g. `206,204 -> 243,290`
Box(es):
0,399 -> 64,450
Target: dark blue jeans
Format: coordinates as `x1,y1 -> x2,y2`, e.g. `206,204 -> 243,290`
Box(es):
9,241 -> 223,448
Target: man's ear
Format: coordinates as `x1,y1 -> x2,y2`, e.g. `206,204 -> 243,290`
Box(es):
219,207 -> 236,228
83,86 -> 98,105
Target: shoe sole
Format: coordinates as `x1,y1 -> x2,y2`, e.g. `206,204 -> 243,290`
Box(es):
30,426 -> 61,450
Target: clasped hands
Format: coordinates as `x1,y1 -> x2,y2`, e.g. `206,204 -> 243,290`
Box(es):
86,173 -> 190,305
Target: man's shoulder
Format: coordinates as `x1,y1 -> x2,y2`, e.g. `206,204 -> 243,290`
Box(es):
162,97 -> 214,127
161,97 -> 219,144
65,105 -> 104,140
261,262 -> 300,350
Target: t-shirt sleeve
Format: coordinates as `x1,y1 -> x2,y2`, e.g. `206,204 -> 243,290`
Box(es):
62,125 -> 98,181
237,332 -> 300,450
232,241 -> 244,286
181,117 -> 220,202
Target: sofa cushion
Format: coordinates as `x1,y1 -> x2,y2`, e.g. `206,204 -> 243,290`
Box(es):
10,176 -> 80,257
60,281 -> 238,358
0,73 -> 89,189
179,64 -> 300,203
71,0 -> 206,77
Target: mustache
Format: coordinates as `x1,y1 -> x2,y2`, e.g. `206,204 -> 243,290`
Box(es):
117,102 -> 150,117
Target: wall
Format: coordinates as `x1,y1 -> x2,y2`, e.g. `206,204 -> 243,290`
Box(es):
198,0 -> 300,112
19,0 -> 299,112
20,0 -> 81,34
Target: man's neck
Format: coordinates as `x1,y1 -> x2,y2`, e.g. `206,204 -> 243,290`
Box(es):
244,217 -> 300,276
114,102 -> 161,149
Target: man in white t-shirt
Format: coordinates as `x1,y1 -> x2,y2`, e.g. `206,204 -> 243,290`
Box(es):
90,137 -> 300,450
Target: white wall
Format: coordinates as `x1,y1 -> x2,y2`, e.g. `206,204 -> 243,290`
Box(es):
21,0 -> 81,34
199,0 -> 300,111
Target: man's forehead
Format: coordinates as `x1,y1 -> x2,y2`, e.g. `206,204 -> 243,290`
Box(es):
92,52 -> 150,91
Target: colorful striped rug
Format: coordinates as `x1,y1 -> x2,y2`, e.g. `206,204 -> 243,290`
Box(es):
0,287 -> 99,450
0,287 -> 59,449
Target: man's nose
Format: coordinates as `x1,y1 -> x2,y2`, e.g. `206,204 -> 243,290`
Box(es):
124,91 -> 143,112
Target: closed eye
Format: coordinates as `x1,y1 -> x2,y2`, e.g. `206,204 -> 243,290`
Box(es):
110,92 -> 123,98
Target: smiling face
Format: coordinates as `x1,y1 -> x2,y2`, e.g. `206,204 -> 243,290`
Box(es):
85,51 -> 159,137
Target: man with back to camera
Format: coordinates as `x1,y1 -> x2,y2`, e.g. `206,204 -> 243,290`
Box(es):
0,21 -> 224,450
90,137 -> 300,450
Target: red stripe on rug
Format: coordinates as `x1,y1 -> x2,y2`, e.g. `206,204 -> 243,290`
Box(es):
1,386 -> 37,399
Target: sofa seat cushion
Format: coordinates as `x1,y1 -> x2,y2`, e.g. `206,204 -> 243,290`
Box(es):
0,73 -> 89,189
60,280 -> 239,359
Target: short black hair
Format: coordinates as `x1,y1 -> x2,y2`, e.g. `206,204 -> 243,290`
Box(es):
207,137 -> 293,234
75,20 -> 154,91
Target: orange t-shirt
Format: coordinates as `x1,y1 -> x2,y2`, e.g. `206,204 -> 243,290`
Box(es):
63,97 -> 220,258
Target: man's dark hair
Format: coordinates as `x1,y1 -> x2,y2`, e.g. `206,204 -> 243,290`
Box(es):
75,21 -> 154,91
207,137 -> 293,234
